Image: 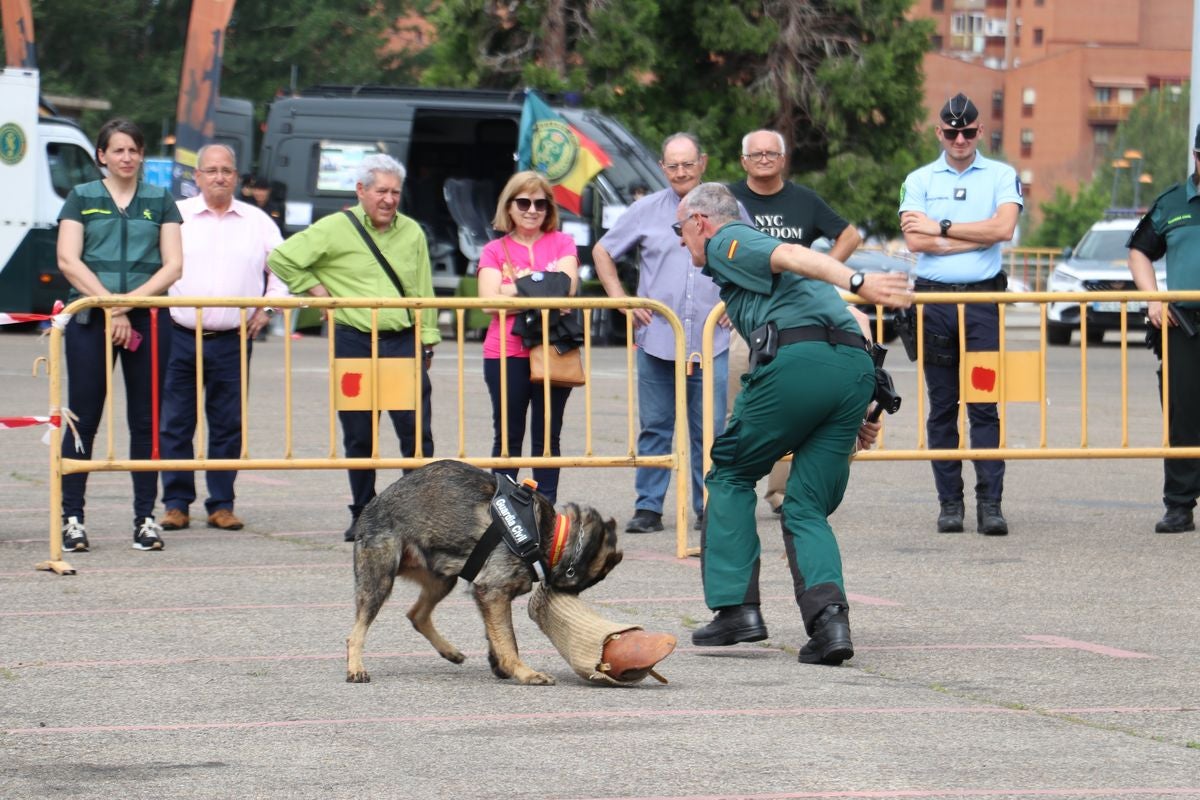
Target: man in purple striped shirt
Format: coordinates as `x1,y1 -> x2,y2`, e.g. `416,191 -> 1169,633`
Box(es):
593,133 -> 734,534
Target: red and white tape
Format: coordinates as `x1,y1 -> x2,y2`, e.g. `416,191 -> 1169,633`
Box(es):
0,415 -> 61,430
0,300 -> 69,329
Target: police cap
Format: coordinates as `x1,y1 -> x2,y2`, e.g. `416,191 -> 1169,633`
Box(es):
940,93 -> 978,129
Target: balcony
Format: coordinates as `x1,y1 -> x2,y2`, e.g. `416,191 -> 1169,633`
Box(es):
1087,103 -> 1134,124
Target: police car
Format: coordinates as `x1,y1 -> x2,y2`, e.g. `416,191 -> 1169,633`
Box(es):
1046,217 -> 1166,345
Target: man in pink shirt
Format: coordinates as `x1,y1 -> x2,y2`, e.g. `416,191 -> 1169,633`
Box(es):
159,143 -> 289,533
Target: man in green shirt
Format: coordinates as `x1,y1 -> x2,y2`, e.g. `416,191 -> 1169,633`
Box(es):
269,154 -> 441,540
677,183 -> 911,666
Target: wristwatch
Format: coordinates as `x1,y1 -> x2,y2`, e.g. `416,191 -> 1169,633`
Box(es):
848,271 -> 866,294
263,307 -> 276,318
939,218 -> 952,237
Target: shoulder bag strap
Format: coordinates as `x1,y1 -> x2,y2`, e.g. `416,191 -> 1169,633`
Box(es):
342,209 -> 405,297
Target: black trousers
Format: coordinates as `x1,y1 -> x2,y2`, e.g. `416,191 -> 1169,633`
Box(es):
1159,320 -> 1200,509
334,325 -> 433,515
920,301 -> 1004,503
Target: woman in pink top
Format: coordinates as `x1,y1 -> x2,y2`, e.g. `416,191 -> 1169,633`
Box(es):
477,171 -> 579,503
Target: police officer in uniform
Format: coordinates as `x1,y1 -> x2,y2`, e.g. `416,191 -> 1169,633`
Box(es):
679,183 -> 912,665
1126,125 -> 1200,534
898,93 -> 1022,536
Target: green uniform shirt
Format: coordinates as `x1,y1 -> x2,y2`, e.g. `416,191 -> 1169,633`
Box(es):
701,221 -> 858,338
1129,179 -> 1200,309
267,205 -> 441,343
58,180 -> 182,299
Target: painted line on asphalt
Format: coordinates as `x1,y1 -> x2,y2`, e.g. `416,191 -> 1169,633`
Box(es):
563,789 -> 1200,799
1022,634 -> 1156,659
7,704 -> 1196,736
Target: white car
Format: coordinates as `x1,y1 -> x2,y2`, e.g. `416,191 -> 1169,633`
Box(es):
1046,218 -> 1166,345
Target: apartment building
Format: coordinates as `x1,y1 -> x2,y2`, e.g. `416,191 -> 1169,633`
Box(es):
909,0 -> 1191,212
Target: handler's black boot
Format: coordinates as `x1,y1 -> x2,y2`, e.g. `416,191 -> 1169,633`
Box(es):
691,604 -> 768,647
937,499 -> 965,533
1155,506 -> 1195,533
977,499 -> 1009,536
798,604 -> 854,666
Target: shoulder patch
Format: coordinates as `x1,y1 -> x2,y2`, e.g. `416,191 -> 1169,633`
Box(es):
899,184 -> 906,205
1015,176 -> 1023,198
726,239 -> 738,260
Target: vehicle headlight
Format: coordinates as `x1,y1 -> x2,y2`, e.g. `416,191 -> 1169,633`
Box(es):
1048,269 -> 1082,292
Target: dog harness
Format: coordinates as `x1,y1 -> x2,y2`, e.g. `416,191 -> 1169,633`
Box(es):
459,476 -> 570,584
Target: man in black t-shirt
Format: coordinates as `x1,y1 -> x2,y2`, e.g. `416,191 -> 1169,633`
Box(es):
726,129 -> 862,513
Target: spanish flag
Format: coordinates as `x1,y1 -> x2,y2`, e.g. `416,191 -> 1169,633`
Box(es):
517,89 -> 612,215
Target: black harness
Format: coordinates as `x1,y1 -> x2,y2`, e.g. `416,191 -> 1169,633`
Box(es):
459,476 -> 549,584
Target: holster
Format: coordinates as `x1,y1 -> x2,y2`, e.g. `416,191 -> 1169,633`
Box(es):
895,307 -> 918,362
746,321 -> 780,370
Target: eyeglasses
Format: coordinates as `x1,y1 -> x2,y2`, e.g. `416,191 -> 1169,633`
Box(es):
511,197 -> 549,212
940,127 -> 980,141
671,213 -> 708,237
661,160 -> 700,173
743,151 -> 783,162
198,167 -> 237,177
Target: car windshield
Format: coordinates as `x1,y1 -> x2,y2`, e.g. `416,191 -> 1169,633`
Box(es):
1073,229 -> 1131,262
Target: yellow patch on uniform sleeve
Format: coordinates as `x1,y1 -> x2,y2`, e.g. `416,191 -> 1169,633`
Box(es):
726,240 -> 739,260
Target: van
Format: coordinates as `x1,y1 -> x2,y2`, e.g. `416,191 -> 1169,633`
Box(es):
254,86 -> 666,300
0,67 -> 102,316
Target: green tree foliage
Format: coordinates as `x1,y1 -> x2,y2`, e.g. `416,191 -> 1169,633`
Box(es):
1025,184 -> 1108,249
22,0 -> 423,149
1091,86 -> 1189,212
422,0 -> 932,236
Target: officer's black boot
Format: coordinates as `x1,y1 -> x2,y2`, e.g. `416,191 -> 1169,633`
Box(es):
1155,506 -> 1195,533
344,505 -> 363,543
691,604 -> 768,647
977,499 -> 1009,536
937,499 -> 965,533
798,604 -> 854,666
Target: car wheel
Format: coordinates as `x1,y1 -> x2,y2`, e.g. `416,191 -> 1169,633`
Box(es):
1046,324 -> 1073,346
1085,327 -> 1105,344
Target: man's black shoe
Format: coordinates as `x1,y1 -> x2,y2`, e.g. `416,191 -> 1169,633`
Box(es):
798,604 -> 854,666
937,499 -> 965,533
1155,506 -> 1195,534
977,499 -> 1008,536
625,509 -> 663,533
691,604 -> 768,647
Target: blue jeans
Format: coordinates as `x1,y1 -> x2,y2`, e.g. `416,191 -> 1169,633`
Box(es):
483,357 -> 572,504
61,308 -> 171,523
159,324 -> 249,514
634,348 -> 727,516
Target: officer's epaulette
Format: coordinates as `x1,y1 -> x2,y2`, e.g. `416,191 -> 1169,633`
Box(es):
1151,183 -> 1185,206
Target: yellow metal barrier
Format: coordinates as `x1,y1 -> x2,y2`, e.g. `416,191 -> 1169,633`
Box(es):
38,294 -> 696,575
695,289 -> 1200,554
1003,247 -> 1061,292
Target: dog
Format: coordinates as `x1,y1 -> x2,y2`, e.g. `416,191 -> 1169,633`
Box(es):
345,459 -> 622,685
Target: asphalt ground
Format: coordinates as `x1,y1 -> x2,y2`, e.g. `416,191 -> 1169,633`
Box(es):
1,320 -> 1198,800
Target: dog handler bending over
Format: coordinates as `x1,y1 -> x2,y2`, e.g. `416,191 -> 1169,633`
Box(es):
678,183 -> 912,665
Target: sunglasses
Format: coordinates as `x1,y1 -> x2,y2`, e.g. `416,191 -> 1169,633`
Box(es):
671,213 -> 708,237
941,127 -> 980,141
512,197 -> 549,212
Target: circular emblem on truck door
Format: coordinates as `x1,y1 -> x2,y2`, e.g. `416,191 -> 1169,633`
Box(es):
0,123 -> 27,166
531,120 -> 578,183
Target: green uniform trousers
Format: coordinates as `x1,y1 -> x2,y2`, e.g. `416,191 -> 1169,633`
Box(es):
701,341 -> 874,630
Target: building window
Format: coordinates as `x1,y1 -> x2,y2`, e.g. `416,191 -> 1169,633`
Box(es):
1093,127 -> 1114,160
992,90 -> 1004,118
1094,87 -> 1112,103
1020,128 -> 1034,157
931,34 -> 943,49
1034,0 -> 1044,5
991,131 -> 1003,154
1118,88 -> 1136,105
1033,28 -> 1043,45
932,0 -> 944,10
1022,87 -> 1035,117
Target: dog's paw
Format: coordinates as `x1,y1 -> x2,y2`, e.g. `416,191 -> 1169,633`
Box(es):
346,671 -> 372,684
515,669 -> 556,686
439,648 -> 466,665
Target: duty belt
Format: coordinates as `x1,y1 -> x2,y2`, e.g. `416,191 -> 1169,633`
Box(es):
914,273 -> 1007,293
777,325 -> 870,351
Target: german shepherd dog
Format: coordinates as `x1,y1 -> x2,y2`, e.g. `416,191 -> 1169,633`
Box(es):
346,460 -> 622,685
